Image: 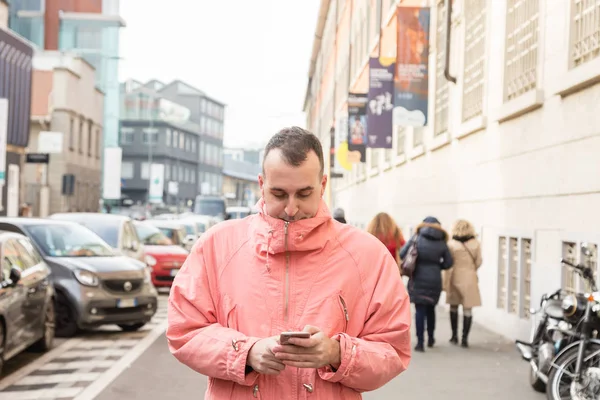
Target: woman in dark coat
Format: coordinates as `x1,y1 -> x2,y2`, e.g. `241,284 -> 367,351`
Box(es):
400,216 -> 453,352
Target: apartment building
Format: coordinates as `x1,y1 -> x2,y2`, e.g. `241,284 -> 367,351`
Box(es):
303,0 -> 600,340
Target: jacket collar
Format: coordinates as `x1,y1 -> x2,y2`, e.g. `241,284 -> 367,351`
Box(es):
250,198 -> 333,255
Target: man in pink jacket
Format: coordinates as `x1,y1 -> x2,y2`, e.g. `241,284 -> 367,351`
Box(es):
167,127 -> 411,399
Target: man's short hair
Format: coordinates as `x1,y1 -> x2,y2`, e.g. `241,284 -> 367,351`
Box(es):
262,127 -> 324,176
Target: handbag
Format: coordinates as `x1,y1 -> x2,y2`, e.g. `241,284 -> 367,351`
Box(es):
400,236 -> 418,277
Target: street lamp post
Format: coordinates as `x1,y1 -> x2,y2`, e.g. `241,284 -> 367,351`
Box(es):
146,94 -> 155,207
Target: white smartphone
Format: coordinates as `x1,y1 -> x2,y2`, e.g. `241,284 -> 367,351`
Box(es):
280,331 -> 311,344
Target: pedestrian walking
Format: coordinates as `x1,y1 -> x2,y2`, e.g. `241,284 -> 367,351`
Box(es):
367,212 -> 405,264
400,216 -> 453,352
444,219 -> 482,348
167,127 -> 411,399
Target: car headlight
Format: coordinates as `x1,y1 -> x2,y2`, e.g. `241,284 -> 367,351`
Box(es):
145,255 -> 157,267
74,269 -> 99,287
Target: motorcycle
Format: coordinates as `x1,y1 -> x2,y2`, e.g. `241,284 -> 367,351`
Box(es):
515,287 -> 573,392
545,256 -> 600,400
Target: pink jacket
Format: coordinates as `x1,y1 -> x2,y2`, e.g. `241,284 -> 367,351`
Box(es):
167,199 -> 411,399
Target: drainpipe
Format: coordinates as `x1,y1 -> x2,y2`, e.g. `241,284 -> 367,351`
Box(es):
444,0 -> 457,83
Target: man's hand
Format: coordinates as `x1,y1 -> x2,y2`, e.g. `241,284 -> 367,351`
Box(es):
247,336 -> 286,375
272,325 -> 341,369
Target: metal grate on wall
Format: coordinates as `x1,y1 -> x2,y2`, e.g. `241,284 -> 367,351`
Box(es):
498,235 -> 533,319
562,240 -> 598,293
434,0 -> 450,136
462,0 -> 487,122
571,0 -> 600,67
503,0 -> 540,102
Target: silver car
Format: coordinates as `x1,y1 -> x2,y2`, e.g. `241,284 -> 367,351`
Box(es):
0,219 -> 158,337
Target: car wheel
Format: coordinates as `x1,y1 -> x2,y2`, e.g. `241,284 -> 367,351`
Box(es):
55,293 -> 78,338
117,323 -> 146,332
31,300 -> 55,352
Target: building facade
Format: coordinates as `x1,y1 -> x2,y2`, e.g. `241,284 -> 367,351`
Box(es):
0,22 -> 33,217
222,151 -> 261,207
304,0 -> 600,340
119,79 -> 225,207
9,0 -> 125,201
25,52 -> 103,215
157,80 -> 225,194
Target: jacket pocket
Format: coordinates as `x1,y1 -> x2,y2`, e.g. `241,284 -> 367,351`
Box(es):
221,295 -> 238,331
338,294 -> 349,333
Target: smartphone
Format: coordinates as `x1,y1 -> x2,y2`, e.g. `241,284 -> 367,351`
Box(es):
280,331 -> 311,344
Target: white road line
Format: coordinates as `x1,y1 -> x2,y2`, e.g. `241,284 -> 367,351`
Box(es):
14,372 -> 101,385
38,360 -> 114,371
0,387 -> 83,400
58,349 -> 128,358
0,339 -> 83,391
74,319 -> 168,400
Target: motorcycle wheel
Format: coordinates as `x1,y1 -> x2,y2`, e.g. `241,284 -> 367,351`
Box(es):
546,343 -> 600,400
530,363 -> 546,392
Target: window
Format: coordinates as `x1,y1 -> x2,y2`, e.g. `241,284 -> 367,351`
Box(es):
200,141 -> 205,163
121,162 -> 134,179
434,0 -> 449,136
497,235 -> 533,319
413,127 -> 424,147
503,0 -> 539,102
79,119 -> 84,153
120,130 -> 134,145
141,162 -> 150,179
88,120 -> 93,156
165,163 -> 170,180
69,117 -> 74,150
562,240 -> 598,293
462,0 -> 487,121
143,131 -> 158,145
179,132 -> 185,149
369,149 -> 380,170
570,0 -> 600,67
166,128 -> 172,147
395,126 -> 406,157
173,130 -> 179,148
96,129 -> 101,159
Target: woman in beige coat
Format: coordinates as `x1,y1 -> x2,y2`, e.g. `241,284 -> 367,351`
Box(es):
444,219 -> 482,348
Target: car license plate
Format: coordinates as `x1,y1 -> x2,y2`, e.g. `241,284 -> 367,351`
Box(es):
117,298 -> 137,308
170,269 -> 180,277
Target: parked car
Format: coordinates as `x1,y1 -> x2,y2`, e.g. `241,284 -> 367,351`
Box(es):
178,213 -> 218,234
144,220 -> 188,249
49,213 -> 146,264
0,219 -> 158,337
193,195 -> 229,221
133,221 -> 188,288
0,231 -> 55,375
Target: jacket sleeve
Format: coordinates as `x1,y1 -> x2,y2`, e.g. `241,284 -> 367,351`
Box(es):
399,235 -> 414,260
166,239 -> 260,386
317,249 -> 411,391
441,244 -> 454,270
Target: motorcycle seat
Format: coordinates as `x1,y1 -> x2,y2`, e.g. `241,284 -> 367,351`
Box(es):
545,299 -> 564,320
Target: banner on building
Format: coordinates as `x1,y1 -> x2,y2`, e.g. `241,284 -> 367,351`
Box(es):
329,126 -> 335,169
347,93 -> 367,163
102,147 -> 122,200
394,7 -> 431,127
367,57 -> 395,148
149,164 -> 165,204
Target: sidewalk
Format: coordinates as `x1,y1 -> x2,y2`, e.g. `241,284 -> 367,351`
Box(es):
96,308 -> 543,399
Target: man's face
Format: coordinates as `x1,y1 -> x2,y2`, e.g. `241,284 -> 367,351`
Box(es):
258,149 -> 327,222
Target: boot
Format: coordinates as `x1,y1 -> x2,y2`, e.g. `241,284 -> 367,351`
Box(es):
449,310 -> 459,345
462,316 -> 473,348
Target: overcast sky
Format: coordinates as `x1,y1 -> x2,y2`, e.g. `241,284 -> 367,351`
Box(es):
118,0 -> 320,149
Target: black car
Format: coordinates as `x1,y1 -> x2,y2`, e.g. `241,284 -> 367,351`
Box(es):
0,230 -> 55,375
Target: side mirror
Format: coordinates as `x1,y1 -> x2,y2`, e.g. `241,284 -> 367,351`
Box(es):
225,213 -> 232,221
9,267 -> 21,286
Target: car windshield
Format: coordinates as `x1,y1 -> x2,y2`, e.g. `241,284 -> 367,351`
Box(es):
70,219 -> 120,248
26,224 -> 115,257
159,227 -> 185,244
195,222 -> 206,233
134,223 -> 173,246
183,224 -> 194,235
194,199 -> 225,217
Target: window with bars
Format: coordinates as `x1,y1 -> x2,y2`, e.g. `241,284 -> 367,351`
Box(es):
462,0 -> 487,122
562,240 -> 598,293
435,0 -> 449,136
503,0 -> 539,102
395,126 -> 406,156
369,149 -> 380,170
414,127 -> 424,147
497,235 -> 533,319
570,0 -> 600,68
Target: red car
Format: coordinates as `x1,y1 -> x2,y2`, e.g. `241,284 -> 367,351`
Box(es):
133,221 -> 189,288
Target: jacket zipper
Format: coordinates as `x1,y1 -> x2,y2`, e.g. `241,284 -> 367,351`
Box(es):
253,384 -> 260,398
284,221 -> 290,323
338,294 -> 349,332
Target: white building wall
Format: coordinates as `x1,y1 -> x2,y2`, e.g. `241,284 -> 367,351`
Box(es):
330,0 -> 600,340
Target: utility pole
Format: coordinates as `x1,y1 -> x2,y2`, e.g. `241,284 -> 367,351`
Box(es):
146,94 -> 154,208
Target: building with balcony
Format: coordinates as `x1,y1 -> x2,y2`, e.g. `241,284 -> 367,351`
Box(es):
303,0 -> 600,341
24,52 -> 103,215
119,79 -> 225,207
0,19 -> 34,216
8,0 -> 126,201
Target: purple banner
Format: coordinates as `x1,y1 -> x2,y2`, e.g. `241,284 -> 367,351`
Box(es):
347,93 -> 367,163
367,57 -> 395,148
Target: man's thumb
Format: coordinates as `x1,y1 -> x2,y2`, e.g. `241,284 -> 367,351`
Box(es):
302,325 -> 321,334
